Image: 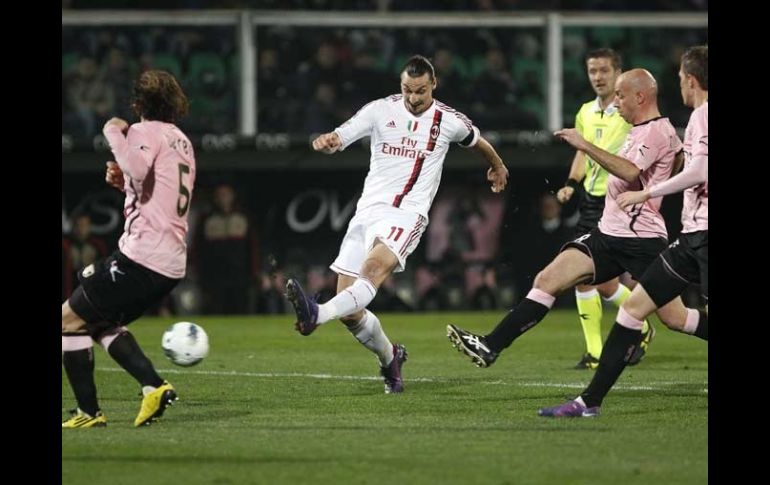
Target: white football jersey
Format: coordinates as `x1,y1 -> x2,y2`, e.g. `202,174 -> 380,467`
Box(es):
334,94 -> 480,219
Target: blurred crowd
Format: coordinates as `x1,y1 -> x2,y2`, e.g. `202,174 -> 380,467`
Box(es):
62,24 -> 705,141
62,26 -> 238,139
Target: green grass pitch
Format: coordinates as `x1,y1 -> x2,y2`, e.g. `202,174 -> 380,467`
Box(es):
62,311 -> 707,485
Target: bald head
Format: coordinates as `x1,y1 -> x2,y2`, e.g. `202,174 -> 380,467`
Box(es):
613,68 -> 661,124
618,68 -> 658,98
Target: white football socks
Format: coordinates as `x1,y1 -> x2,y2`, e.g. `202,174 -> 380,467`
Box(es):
317,278 -> 377,324
347,310 -> 394,367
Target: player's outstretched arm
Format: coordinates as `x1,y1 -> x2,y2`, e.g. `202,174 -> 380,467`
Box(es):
554,128 -> 639,183
312,132 -> 342,154
472,136 -> 509,193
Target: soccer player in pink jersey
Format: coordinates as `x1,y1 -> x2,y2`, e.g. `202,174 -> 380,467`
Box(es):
448,68 -> 689,404
537,46 -> 708,418
62,70 -> 196,428
285,55 -> 509,394
555,48 -> 654,370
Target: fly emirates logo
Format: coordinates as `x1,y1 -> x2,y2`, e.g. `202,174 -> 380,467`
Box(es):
381,137 -> 429,159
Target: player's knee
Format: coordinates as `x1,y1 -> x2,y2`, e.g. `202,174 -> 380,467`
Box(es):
620,291 -> 646,318
360,258 -> 392,285
659,314 -> 685,331
533,267 -> 562,294
360,258 -> 383,277
361,242 -> 399,281
95,326 -> 128,351
654,305 -> 687,331
62,320 -> 87,333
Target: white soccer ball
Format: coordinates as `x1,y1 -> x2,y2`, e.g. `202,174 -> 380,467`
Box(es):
161,321 -> 209,367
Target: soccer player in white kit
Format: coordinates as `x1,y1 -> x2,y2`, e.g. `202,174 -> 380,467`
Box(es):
286,55 -> 509,393
62,70 -> 196,428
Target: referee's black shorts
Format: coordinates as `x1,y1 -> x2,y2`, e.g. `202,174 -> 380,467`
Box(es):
573,191 -> 605,238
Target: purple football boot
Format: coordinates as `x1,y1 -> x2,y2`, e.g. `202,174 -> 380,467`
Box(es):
380,344 -> 408,394
538,399 -> 600,418
285,278 -> 320,336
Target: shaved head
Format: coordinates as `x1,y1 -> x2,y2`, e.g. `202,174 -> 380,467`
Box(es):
613,68 -> 660,124
617,68 -> 658,97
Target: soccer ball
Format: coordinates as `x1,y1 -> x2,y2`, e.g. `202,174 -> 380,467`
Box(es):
161,322 -> 209,367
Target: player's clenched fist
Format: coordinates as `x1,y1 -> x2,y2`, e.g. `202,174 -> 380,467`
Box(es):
104,117 -> 129,134
105,161 -> 125,192
312,132 -> 342,154
556,186 -> 575,204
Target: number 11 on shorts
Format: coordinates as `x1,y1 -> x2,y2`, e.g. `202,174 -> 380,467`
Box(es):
388,226 -> 404,241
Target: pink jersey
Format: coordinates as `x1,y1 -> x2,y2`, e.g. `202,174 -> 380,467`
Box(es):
680,102 -> 708,233
599,117 -> 682,238
103,120 -> 196,279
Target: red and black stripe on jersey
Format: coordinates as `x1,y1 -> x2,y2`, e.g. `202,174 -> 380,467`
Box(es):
435,100 -> 474,145
435,101 -> 473,130
393,109 -> 444,208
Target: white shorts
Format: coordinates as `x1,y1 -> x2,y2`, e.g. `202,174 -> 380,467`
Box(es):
330,205 -> 428,276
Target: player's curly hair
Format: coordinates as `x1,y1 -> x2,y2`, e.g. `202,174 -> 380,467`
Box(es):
131,70 -> 189,123
681,45 -> 707,90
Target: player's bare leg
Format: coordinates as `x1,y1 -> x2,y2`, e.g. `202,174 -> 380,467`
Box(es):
449,248 -> 594,367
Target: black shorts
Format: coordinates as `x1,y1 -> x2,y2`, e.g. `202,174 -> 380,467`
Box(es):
561,228 -> 667,285
639,230 -> 708,307
574,191 -> 605,238
68,250 -> 180,335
